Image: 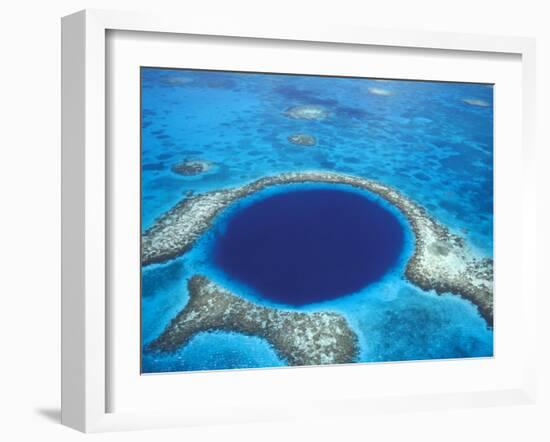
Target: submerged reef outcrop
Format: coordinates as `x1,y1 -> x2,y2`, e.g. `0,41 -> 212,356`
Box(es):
287,133 -> 317,146
148,275 -> 359,366
368,87 -> 393,96
463,98 -> 490,107
142,171 -> 494,326
283,105 -> 329,120
160,75 -> 194,86
171,159 -> 212,176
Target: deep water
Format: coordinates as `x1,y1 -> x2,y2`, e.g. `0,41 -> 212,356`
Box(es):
212,188 -> 404,305
140,67 -> 494,373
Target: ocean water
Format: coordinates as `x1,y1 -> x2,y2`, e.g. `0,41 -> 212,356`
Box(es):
212,187 -> 404,305
141,67 -> 494,374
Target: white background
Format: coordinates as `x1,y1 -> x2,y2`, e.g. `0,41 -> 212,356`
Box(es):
0,1 -> 548,441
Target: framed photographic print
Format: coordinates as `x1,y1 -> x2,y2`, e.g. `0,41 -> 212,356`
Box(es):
61,9 -> 538,432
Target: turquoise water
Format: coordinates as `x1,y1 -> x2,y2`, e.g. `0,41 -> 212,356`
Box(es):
140,68 -> 494,373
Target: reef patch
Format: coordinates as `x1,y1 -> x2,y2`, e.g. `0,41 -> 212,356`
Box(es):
287,133 -> 317,146
368,87 -> 393,96
142,171 -> 494,326
171,159 -> 212,176
283,105 -> 329,120
463,98 -> 490,107
160,75 -> 194,86
148,275 -> 359,366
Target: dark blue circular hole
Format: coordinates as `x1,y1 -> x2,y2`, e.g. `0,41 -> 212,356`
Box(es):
212,188 -> 405,305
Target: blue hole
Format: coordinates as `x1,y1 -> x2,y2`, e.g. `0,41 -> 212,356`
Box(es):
212,188 -> 405,305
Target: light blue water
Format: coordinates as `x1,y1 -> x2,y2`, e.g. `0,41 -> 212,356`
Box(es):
141,68 -> 494,373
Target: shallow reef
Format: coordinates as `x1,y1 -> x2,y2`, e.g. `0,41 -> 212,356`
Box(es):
283,105 -> 329,120
463,98 -> 490,107
159,75 -> 194,86
142,171 -> 494,326
287,133 -> 317,146
368,87 -> 393,96
148,275 -> 359,366
171,159 -> 212,176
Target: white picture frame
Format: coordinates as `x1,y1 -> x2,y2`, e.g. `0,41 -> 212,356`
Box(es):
61,9 -> 538,433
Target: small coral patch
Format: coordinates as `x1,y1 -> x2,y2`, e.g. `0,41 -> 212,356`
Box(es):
287,133 -> 317,146
283,105 -> 329,120
171,160 -> 212,176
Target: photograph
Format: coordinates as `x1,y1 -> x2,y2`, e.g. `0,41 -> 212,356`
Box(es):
140,67 -> 494,374
1,0 -> 544,439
